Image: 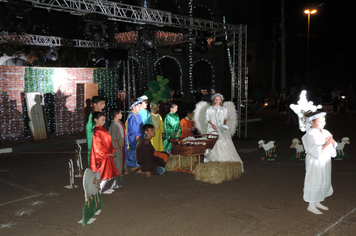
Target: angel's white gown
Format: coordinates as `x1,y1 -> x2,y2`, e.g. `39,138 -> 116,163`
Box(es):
202,104 -> 243,170
206,105 -> 228,134
204,125 -> 244,171
302,128 -> 336,202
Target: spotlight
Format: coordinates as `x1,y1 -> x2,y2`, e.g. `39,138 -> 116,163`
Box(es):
83,13 -> 108,41
144,48 -> 155,55
212,39 -> 233,48
212,37 -> 224,47
195,37 -> 208,54
225,41 -> 233,48
5,0 -> 33,33
172,45 -> 185,53
212,41 -> 223,46
46,47 -> 58,62
84,21 -> 106,41
88,51 -> 98,62
138,29 -> 155,50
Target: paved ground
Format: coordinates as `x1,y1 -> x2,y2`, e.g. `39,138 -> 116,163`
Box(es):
0,105 -> 355,236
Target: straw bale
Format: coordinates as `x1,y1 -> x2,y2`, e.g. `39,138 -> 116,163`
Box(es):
165,155 -> 199,172
195,161 -> 243,184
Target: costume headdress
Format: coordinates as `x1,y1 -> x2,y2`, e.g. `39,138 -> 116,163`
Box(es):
137,95 -> 148,101
130,100 -> 142,110
289,90 -> 325,132
150,102 -> 159,108
211,93 -> 224,101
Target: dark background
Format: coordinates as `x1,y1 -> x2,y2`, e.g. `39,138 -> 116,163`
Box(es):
0,0 -> 354,94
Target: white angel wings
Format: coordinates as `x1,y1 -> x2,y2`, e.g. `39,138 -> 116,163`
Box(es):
193,101 -> 209,135
193,101 -> 238,136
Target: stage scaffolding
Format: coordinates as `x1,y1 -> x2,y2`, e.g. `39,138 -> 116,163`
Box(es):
0,0 -> 248,138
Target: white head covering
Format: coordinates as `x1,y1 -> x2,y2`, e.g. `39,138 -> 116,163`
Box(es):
137,95 -> 148,101
211,93 -> 224,101
130,100 -> 142,110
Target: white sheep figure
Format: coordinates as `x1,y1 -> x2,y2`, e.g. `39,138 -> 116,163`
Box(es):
336,137 -> 350,156
290,138 -> 305,159
258,140 -> 276,156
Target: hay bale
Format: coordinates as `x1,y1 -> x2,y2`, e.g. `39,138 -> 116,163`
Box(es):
165,155 -> 199,172
194,162 -> 243,184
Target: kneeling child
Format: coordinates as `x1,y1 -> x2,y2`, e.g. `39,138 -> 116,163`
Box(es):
137,124 -> 167,177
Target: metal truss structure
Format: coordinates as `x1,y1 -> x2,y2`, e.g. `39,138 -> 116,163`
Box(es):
0,0 -> 248,138
0,0 -> 239,32
0,32 -> 195,48
0,32 -> 131,49
229,26 -> 248,139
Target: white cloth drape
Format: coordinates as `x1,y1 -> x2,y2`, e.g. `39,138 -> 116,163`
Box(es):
302,128 -> 337,202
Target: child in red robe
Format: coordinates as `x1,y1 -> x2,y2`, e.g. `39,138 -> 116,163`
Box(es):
90,112 -> 124,193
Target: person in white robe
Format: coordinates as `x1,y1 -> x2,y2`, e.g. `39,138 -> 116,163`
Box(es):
301,111 -> 337,215
194,93 -> 243,170
206,94 -> 228,134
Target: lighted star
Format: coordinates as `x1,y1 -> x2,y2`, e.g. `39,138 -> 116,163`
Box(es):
0,222 -> 17,228
30,201 -> 44,206
290,90 -> 322,132
46,192 -> 58,197
15,209 -> 33,217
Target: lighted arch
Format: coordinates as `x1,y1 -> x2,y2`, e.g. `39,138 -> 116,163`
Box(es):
154,55 -> 183,91
192,58 -> 215,90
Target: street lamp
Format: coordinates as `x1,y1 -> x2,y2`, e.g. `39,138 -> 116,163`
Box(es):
304,9 -> 317,88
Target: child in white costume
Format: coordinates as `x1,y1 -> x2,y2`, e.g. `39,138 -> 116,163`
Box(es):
302,111 -> 337,215
193,93 -> 243,170
290,90 -> 337,215
206,94 -> 228,134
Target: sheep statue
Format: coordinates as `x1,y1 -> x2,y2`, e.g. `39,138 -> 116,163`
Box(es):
336,137 -> 350,156
258,140 -> 277,160
290,138 -> 305,160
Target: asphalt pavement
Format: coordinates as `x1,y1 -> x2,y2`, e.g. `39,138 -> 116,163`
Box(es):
0,105 -> 355,236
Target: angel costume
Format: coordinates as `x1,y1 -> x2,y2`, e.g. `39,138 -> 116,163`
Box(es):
206,105 -> 228,134
90,126 -> 124,193
290,90 -> 338,214
150,112 -> 165,151
163,112 -> 181,152
302,128 -> 337,202
194,100 -> 243,170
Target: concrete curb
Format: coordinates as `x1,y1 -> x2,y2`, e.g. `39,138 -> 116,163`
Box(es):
0,139 -> 87,154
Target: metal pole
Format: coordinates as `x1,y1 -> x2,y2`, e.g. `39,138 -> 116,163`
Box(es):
306,13 -> 310,88
280,0 -> 286,90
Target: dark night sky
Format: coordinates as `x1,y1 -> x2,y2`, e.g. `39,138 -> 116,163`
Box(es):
1,0 -> 354,91
225,0 -> 355,91
274,1 -> 354,90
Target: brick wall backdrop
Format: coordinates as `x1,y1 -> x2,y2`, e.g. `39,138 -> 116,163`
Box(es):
0,65 -> 95,140
0,66 -> 25,139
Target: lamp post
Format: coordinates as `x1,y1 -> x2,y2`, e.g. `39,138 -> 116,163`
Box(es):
304,9 -> 317,88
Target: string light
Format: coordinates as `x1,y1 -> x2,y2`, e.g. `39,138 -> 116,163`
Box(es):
154,55 -> 183,89
0,66 -> 105,141
188,0 -> 193,91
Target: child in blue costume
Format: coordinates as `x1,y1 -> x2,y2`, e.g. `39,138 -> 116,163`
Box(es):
125,100 -> 143,171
